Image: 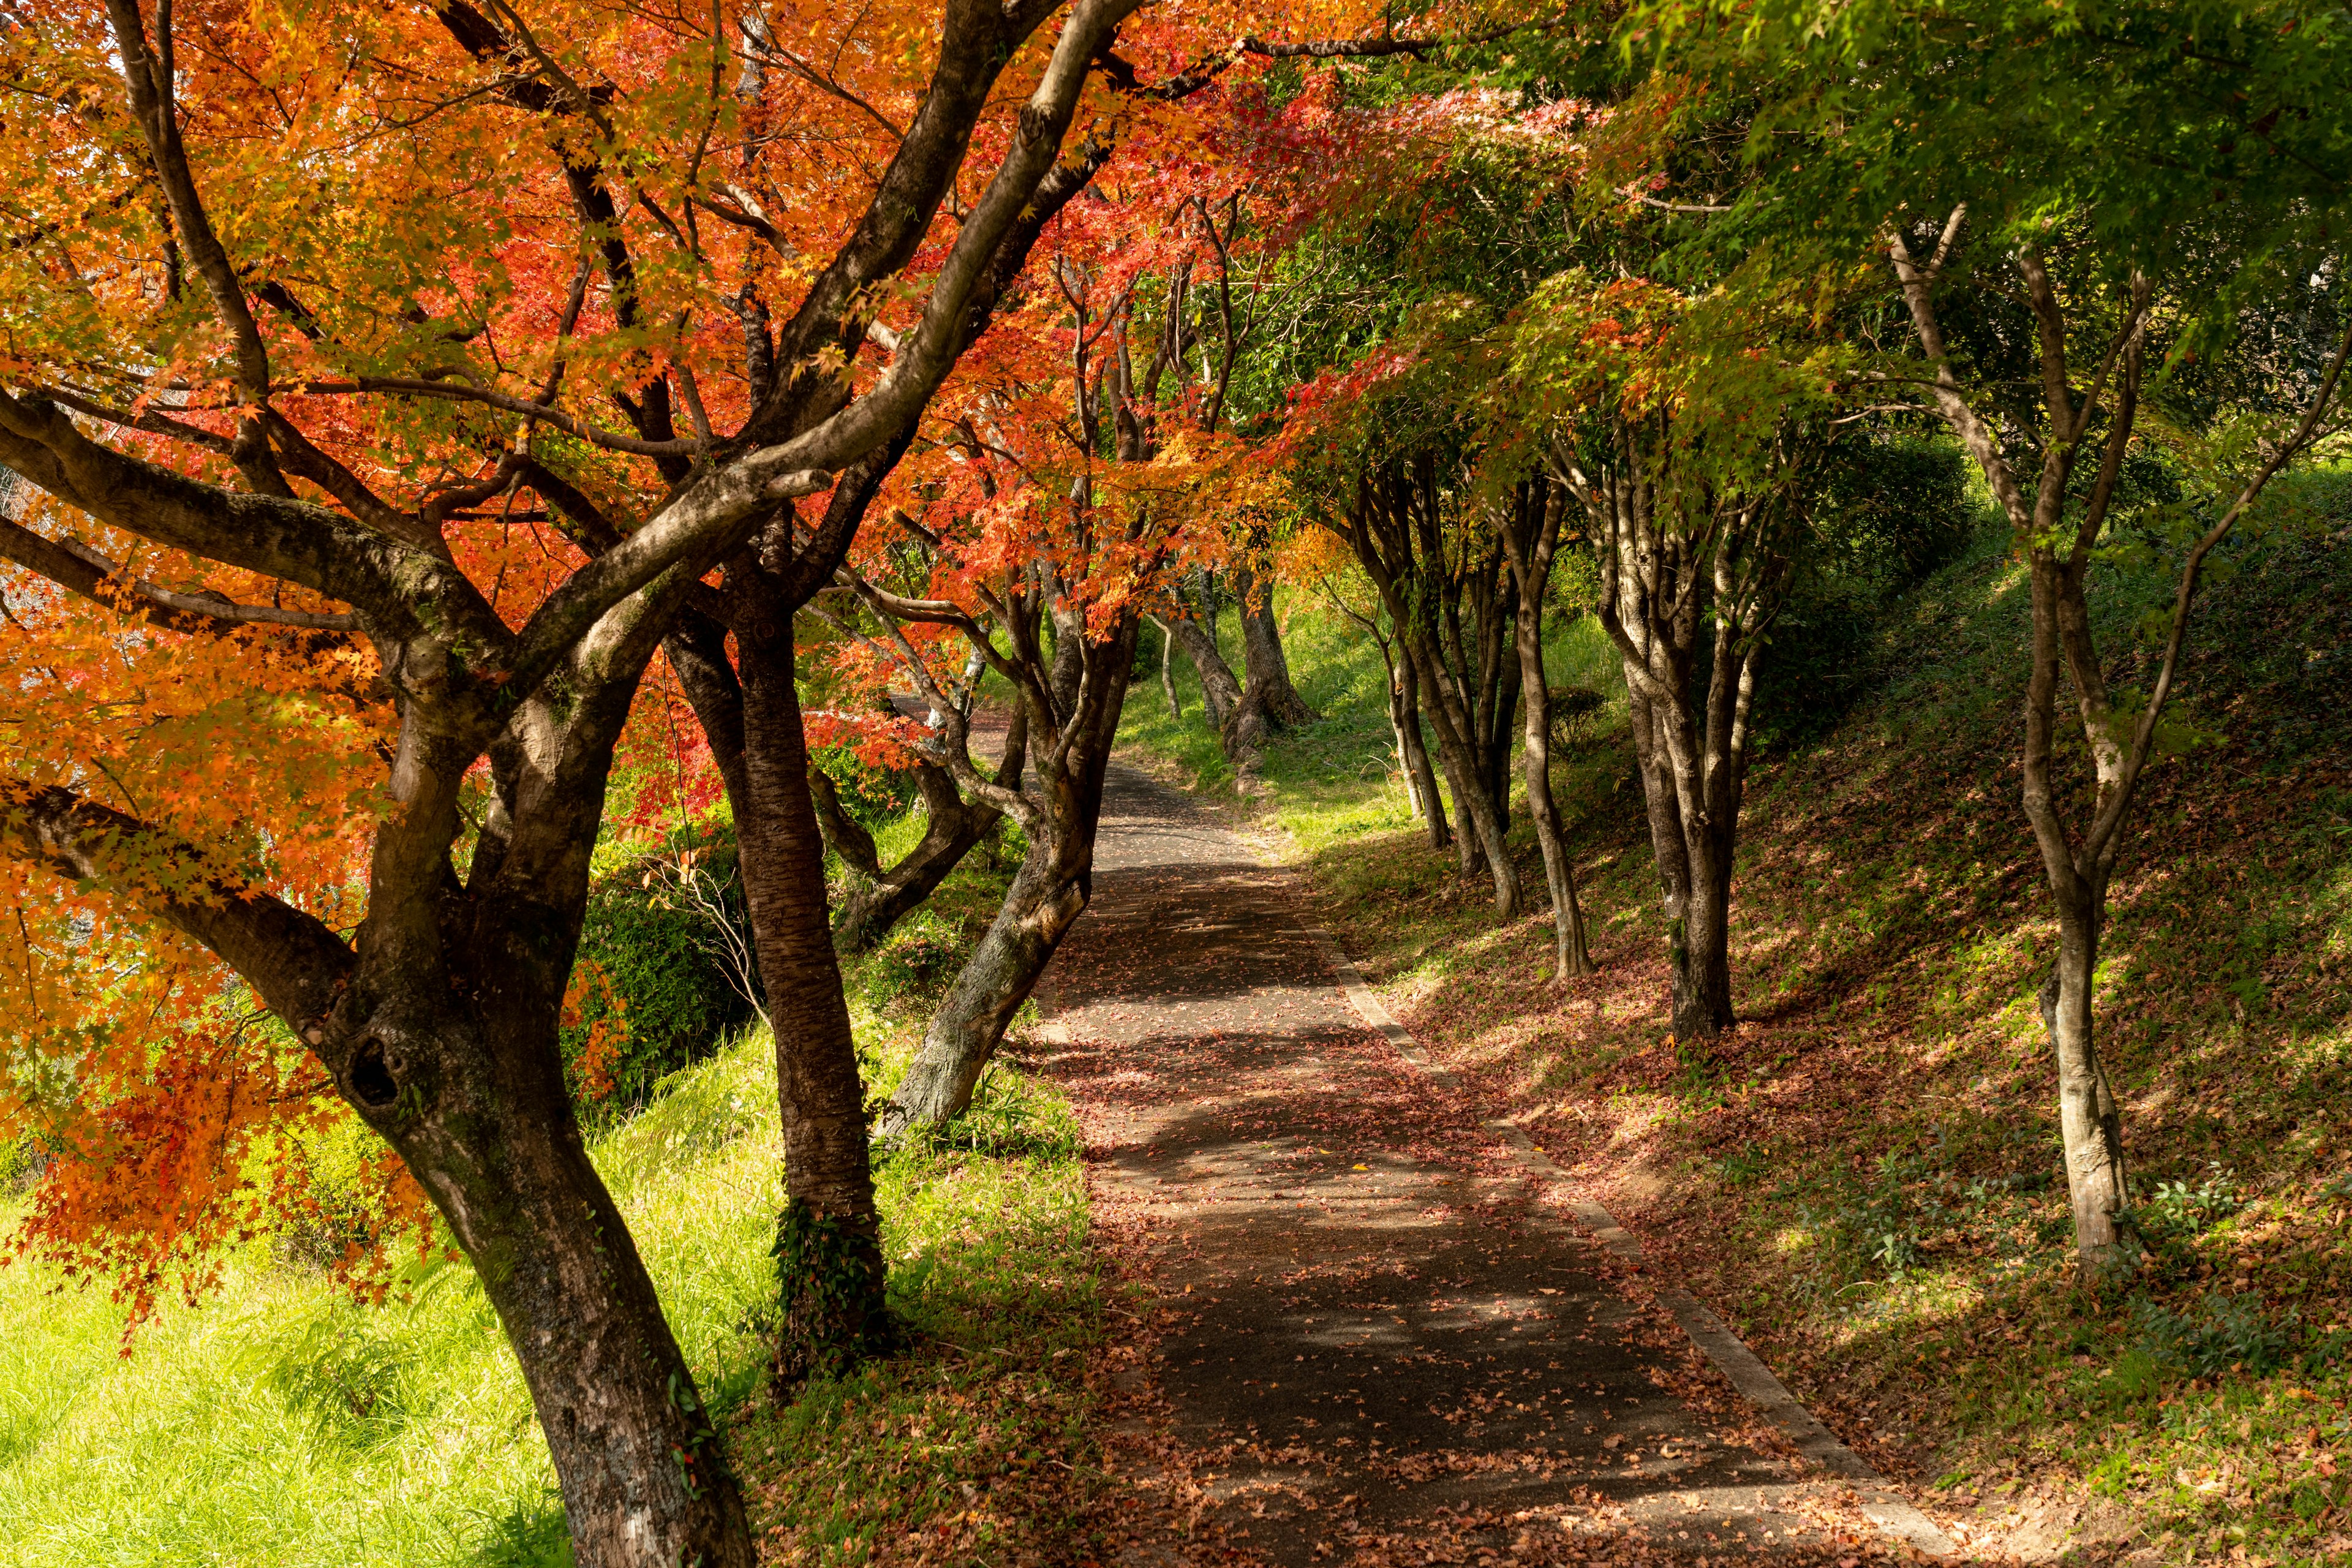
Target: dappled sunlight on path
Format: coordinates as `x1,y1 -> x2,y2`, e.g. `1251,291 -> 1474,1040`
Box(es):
1035,765 -> 1934,1567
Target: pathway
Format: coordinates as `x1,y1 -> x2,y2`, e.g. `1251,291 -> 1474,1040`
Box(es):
1035,763 -> 1935,1566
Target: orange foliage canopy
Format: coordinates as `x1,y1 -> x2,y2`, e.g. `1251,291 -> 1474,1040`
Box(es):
0,0 -> 1474,1324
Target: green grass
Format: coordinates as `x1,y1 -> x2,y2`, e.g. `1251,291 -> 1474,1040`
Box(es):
1120,478 -> 2352,1564
0,845 -> 1102,1568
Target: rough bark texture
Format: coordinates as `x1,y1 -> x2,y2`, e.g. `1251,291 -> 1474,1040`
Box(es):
1498,478 -> 1594,979
728,601 -> 893,1378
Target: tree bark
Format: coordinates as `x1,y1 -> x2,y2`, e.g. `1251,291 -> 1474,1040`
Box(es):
2042,895 -> 2128,1258
1155,616 -> 1181,714
1409,638 -> 1519,913
1499,480 -> 1594,979
1233,561 -> 1317,728
1389,642 -> 1450,850
1335,456 -> 1521,914
390,1041 -> 756,1567
876,619 -> 1135,1138
728,600 -> 893,1379
1164,611 -> 1242,739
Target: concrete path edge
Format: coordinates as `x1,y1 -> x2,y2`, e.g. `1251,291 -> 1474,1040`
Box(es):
1296,923 -> 1959,1561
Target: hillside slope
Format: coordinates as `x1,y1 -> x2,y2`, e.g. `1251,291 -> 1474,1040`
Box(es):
1119,481 -> 2352,1564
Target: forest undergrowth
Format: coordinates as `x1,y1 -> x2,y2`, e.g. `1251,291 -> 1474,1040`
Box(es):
0,839 -> 1106,1568
1118,486 -> 2352,1566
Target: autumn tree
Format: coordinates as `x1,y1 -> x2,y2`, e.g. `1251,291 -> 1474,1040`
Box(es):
1649,0 -> 2352,1261
1492,269 -> 1843,1035
837,175 -> 1271,1134
0,0 -> 1205,1556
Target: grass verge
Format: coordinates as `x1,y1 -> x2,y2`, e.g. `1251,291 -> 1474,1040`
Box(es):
0,842 -> 1103,1568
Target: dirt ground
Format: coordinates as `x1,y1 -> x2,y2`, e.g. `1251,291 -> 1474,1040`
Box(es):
1032,764 -> 1936,1567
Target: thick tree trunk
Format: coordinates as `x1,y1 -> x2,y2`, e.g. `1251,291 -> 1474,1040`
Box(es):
1670,839 -> 1735,1042
390,1072 -> 755,1568
1233,562 -> 1317,728
729,606 -> 892,1381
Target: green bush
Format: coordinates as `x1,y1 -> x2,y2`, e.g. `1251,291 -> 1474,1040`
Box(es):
568,825 -> 763,1115
810,742 -> 915,827
1752,435 -> 1973,746
860,908 -> 964,1012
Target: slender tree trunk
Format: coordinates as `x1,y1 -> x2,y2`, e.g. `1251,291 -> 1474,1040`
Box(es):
1514,606 -> 1593,979
1394,635 -> 1450,851
1165,612 -> 1242,737
877,622 -> 1136,1138
823,764 -> 997,952
1233,562 -> 1317,728
731,606 -> 892,1378
879,832 -> 1090,1133
1156,616 -> 1181,714
1412,639 -> 1519,913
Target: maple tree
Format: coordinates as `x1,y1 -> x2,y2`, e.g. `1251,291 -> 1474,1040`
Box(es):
0,0 -> 1535,1552
1645,0 -> 2352,1260
0,0 -> 1340,1555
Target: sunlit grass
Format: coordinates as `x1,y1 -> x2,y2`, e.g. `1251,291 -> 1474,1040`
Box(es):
0,930 -> 1102,1568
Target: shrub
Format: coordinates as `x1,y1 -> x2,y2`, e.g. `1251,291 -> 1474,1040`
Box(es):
862,910 -> 963,1011
2128,1291 -> 2295,1378
568,824 -> 763,1115
1751,435 -> 1973,747
810,742 -> 916,828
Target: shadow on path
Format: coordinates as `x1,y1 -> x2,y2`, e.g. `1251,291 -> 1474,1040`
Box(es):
1035,765 -> 1909,1566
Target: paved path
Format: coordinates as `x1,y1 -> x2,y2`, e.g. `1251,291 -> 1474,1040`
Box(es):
1037,764 -> 1914,1566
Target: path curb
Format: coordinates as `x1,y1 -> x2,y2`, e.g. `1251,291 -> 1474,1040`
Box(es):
1297,924 -> 1959,1561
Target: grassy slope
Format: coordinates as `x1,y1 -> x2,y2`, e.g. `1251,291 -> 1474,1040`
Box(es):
0,846 -> 1103,1568
1118,490 -> 2352,1565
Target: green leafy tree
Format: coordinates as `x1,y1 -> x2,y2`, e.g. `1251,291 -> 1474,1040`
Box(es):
1645,0 -> 2352,1262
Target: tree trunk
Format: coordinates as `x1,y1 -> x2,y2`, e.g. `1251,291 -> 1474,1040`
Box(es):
394,1074 -> 755,1567
1671,836 -> 1735,1042
1513,604 -> 1592,981
876,620 -> 1136,1139
1156,616 -> 1181,714
878,836 -> 1091,1135
1390,649 -> 1450,850
1411,639 -> 1520,914
357,982 -> 748,1568
729,604 -> 893,1381
1233,562 -> 1317,728
2041,894 -> 2129,1262
1165,612 -> 1242,739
